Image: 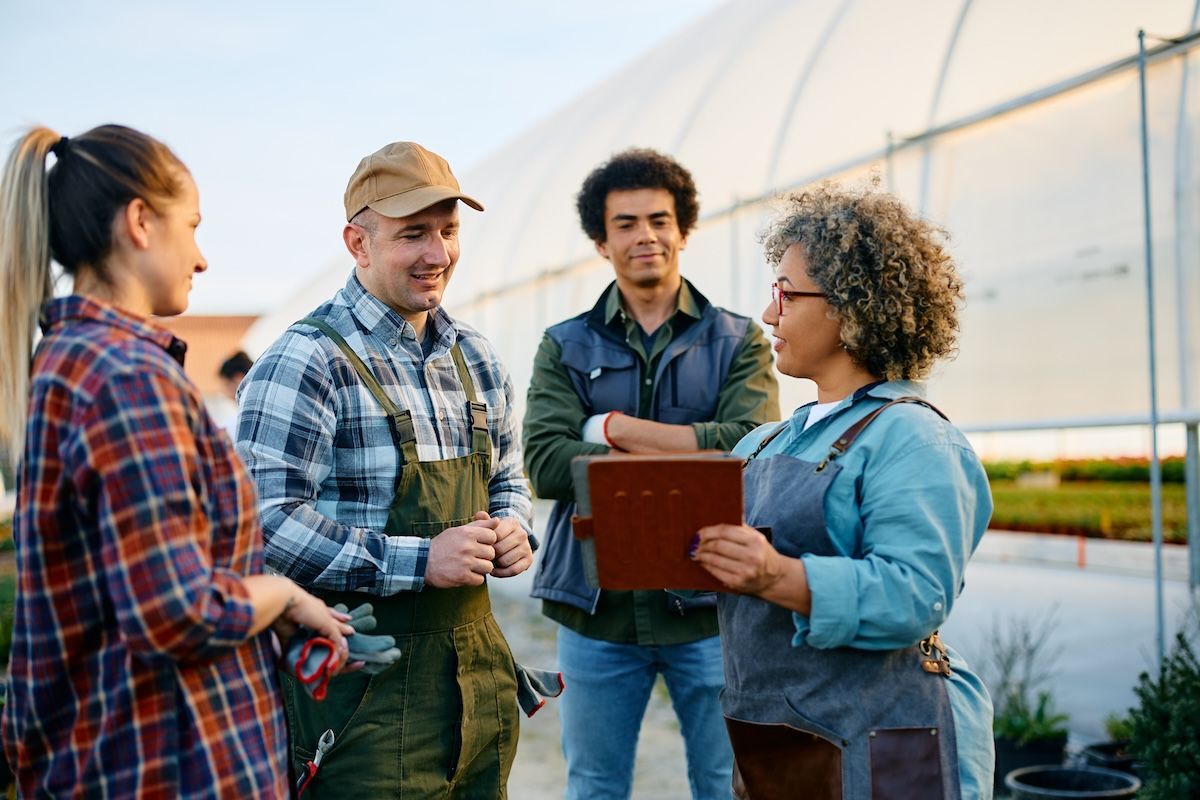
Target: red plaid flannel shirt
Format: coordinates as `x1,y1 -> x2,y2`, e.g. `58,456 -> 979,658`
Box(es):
2,296 -> 288,798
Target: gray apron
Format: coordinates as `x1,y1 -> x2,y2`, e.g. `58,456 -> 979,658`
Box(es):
719,398 -> 962,800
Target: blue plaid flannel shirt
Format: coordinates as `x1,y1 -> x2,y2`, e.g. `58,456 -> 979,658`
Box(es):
236,273 -> 533,595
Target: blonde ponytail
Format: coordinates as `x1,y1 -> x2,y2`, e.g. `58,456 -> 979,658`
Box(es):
0,123 -> 185,463
0,128 -> 59,458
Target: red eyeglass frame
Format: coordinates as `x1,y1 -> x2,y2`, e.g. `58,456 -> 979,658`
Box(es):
771,282 -> 826,315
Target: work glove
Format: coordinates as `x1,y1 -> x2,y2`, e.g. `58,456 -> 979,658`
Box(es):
332,603 -> 403,675
284,634 -> 339,701
514,660 -> 565,717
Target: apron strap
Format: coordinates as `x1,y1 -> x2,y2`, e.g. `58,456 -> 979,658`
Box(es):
744,421 -> 790,465
295,317 -> 419,457
448,341 -> 491,457
744,396 -> 948,467
816,396 -> 949,472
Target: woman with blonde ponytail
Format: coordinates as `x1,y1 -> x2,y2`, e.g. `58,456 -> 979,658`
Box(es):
0,125 -> 355,798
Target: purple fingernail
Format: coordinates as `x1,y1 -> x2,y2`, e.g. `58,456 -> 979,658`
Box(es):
687,534 -> 701,558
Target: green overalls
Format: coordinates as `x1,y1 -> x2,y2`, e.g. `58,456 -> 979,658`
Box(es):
280,318 -> 518,799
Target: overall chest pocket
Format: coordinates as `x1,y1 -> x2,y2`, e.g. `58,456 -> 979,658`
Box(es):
660,349 -> 721,420
560,342 -> 638,415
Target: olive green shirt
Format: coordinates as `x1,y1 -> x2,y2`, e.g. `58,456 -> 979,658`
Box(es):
524,281 -> 780,644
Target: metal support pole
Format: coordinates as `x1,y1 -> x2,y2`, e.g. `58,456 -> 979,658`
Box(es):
729,197 -> 741,312
1137,30 -> 1167,665
1175,5 -> 1200,600
1187,424 -> 1200,595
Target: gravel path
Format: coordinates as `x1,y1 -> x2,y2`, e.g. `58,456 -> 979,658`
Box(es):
492,567 -> 694,800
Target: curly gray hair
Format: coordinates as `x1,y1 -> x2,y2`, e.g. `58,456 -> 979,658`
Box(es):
762,182 -> 964,380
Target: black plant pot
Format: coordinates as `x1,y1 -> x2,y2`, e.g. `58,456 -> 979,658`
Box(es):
1004,765 -> 1141,799
1080,740 -> 1138,774
994,733 -> 1067,790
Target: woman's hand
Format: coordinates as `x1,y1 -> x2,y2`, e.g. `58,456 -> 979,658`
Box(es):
271,586 -> 354,672
693,523 -> 786,594
693,524 -> 812,614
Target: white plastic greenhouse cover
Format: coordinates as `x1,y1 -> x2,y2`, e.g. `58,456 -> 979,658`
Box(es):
246,0 -> 1200,429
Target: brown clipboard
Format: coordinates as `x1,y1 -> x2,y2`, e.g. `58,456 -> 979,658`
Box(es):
570,452 -> 743,591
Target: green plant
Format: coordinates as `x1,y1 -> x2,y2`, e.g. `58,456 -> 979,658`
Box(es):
980,609 -> 1070,746
994,690 -> 1069,745
989,480 -> 1189,542
1102,711 -> 1133,742
1127,631 -> 1200,798
983,456 -> 1186,484
0,572 -> 13,668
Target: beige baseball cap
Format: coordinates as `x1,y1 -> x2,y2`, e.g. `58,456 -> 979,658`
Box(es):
343,141 -> 484,221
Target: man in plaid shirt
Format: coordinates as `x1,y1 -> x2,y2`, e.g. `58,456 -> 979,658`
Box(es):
236,141 -> 535,796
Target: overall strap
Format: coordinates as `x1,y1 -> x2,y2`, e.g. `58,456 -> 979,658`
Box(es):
448,341 -> 490,456
296,317 -> 418,451
816,396 -> 949,472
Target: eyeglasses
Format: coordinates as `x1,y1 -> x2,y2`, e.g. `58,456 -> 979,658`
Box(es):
771,282 -> 825,315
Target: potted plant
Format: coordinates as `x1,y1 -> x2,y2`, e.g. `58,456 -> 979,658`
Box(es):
992,690 -> 1070,786
1004,764 -> 1139,799
979,610 -> 1069,790
1080,712 -> 1136,775
1125,630 -> 1200,798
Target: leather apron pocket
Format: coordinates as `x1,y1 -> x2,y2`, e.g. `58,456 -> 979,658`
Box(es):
869,727 -> 945,800
725,716 -> 843,800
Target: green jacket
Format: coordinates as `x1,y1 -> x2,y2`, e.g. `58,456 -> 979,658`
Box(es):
524,280 -> 779,644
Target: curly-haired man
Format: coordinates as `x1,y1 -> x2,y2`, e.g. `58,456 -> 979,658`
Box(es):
523,148 -> 779,799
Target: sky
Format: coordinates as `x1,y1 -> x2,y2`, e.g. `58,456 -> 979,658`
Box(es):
0,0 -> 725,314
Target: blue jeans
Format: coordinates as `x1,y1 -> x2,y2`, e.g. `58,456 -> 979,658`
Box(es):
556,627 -> 732,800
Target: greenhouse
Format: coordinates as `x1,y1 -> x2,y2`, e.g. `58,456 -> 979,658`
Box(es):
251,0 -> 1200,602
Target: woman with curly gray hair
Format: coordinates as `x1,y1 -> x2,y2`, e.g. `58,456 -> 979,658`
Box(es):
694,183 -> 995,799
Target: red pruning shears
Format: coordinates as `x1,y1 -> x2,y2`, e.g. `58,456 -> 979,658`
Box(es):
296,729 -> 336,795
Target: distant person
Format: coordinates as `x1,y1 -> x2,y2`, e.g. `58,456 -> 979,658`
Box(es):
219,349 -> 254,400
523,148 -> 779,800
236,141 -> 535,796
0,124 -> 352,797
217,349 -> 254,433
693,182 -> 995,798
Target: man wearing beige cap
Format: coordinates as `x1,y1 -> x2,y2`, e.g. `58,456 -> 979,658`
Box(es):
237,141 -> 535,797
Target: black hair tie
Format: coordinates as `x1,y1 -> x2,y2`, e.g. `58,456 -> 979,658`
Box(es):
50,136 -> 70,158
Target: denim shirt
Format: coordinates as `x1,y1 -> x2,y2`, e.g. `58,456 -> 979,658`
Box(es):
733,380 -> 996,798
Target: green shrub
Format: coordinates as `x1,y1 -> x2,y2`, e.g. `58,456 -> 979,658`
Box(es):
983,457 -> 1186,484
984,461 -> 1028,481
1128,632 -> 1200,798
989,480 -> 1188,542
